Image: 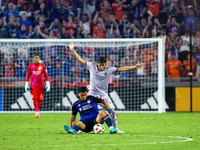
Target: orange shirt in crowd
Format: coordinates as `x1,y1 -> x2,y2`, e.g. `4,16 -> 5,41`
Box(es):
4,64 -> 14,78
101,7 -> 111,18
64,22 -> 76,34
112,3 -> 123,21
184,60 -> 196,77
93,29 -> 105,38
148,1 -> 159,17
166,60 -> 182,78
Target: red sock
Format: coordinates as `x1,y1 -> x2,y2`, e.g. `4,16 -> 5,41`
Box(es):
38,100 -> 41,111
33,100 -> 39,112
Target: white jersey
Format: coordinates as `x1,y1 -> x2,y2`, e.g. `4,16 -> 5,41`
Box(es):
86,62 -> 117,94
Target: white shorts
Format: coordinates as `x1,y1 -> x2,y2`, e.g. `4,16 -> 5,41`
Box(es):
88,91 -> 114,109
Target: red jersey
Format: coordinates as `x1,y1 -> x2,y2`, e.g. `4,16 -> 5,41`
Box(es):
26,63 -> 49,88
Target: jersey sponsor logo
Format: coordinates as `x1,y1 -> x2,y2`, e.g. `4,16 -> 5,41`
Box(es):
82,104 -> 92,111
87,100 -> 91,103
33,71 -> 41,75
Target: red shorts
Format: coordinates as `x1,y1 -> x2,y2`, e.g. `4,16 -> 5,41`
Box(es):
31,88 -> 44,101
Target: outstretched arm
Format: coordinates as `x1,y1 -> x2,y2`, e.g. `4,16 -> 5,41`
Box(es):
68,42 -> 86,66
116,62 -> 143,72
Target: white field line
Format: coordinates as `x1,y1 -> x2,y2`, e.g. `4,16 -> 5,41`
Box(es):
0,135 -> 193,148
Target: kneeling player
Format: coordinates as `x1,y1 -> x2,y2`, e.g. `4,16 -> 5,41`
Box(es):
64,87 -> 118,134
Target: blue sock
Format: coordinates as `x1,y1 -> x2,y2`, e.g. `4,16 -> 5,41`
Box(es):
104,114 -> 112,128
72,125 -> 79,132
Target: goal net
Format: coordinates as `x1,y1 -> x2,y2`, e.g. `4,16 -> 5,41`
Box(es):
0,38 -> 166,113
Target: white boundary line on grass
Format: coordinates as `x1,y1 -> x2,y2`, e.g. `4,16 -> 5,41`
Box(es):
0,135 -> 193,148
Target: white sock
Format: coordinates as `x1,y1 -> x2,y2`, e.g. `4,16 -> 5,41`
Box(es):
111,115 -> 117,129
36,112 -> 39,115
109,126 -> 114,129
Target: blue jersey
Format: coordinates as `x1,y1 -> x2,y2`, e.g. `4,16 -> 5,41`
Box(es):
72,95 -> 103,121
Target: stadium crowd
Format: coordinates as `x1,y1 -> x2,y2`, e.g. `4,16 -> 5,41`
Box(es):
0,0 -> 200,85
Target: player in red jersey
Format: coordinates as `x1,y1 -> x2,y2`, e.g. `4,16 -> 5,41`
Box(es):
25,54 -> 50,118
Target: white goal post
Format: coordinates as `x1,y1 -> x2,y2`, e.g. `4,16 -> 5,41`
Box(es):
0,38 -> 166,113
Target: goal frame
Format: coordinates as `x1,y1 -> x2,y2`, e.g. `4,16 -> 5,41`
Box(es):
0,38 -> 165,113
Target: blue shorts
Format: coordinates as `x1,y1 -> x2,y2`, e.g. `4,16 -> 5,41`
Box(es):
80,117 -> 97,133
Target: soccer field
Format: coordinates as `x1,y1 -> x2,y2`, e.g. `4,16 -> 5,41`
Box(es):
1,113 -> 200,150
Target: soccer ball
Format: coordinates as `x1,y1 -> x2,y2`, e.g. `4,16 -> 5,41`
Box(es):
93,124 -> 104,134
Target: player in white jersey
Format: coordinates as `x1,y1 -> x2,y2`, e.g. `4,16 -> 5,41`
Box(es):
68,42 -> 143,133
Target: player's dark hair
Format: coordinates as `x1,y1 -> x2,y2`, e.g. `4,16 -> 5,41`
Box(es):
78,87 -> 88,93
34,53 -> 40,57
97,56 -> 106,63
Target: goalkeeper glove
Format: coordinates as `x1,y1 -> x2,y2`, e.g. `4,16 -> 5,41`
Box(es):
45,81 -> 50,92
25,82 -> 30,92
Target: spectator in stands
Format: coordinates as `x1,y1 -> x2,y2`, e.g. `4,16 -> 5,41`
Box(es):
0,18 -> 8,38
137,17 -> 148,37
179,30 -> 194,62
110,24 -> 121,38
34,15 -> 46,28
132,0 -> 148,27
14,52 -> 27,77
195,61 -> 200,82
169,2 -> 183,24
19,11 -> 32,29
36,25 -> 49,38
4,57 -> 14,79
118,13 -> 131,35
63,14 -> 77,35
152,18 -> 162,37
83,0 -> 96,16
93,18 -> 106,38
150,50 -> 158,76
105,13 -> 117,27
120,49 -> 132,78
7,14 -> 18,34
37,2 -> 50,23
17,0 -> 33,12
167,39 -> 179,61
112,0 -> 130,22
123,23 -> 141,38
142,24 -> 152,38
167,15 -> 180,35
44,56 -> 54,78
194,30 -> 200,52
74,26 -> 84,39
181,1 -> 199,35
3,2 -> 18,25
100,0 -> 112,19
183,53 -> 196,77
51,1 -> 66,21
134,49 -> 148,77
18,4 -> 32,17
166,51 -> 182,79
12,24 -> 30,39
60,26 -> 69,38
49,18 -> 62,35
147,0 -> 160,18
76,9 -> 92,37
160,28 -> 167,38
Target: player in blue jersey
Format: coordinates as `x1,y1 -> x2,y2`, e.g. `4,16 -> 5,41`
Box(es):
64,87 -> 118,134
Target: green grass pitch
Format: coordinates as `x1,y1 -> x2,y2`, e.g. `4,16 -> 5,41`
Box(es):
1,113 -> 200,150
